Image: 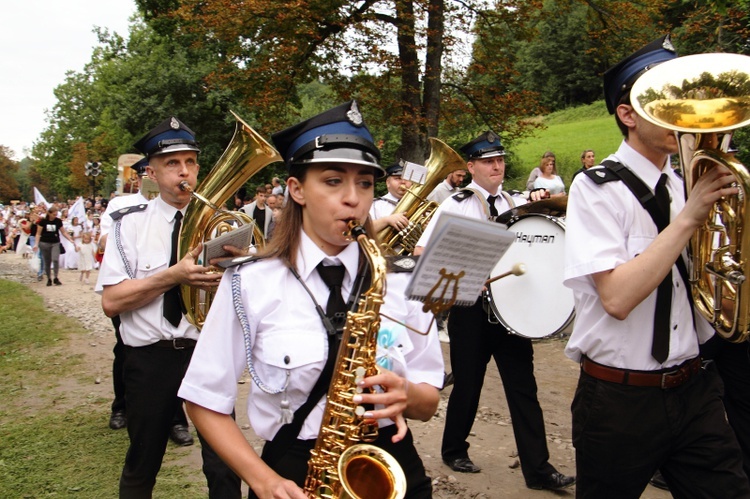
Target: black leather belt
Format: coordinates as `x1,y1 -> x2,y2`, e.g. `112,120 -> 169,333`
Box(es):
581,356 -> 702,389
153,338 -> 197,350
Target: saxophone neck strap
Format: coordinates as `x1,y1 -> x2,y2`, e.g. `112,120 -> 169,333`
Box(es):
262,256 -> 371,467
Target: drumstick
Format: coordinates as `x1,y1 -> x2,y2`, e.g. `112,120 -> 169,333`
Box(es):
485,263 -> 527,285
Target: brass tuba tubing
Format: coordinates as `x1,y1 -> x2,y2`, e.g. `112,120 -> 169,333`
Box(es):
630,52 -> 750,342
377,138 -> 466,256
178,113 -> 281,329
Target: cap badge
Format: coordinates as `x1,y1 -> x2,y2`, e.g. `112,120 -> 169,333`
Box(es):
596,171 -> 606,178
486,131 -> 498,143
170,117 -> 180,130
662,35 -> 675,52
346,101 -> 364,126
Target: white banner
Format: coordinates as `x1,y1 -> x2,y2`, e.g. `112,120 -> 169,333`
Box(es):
68,196 -> 86,222
33,187 -> 49,208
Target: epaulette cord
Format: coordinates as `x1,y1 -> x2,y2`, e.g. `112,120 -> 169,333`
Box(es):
217,254 -> 265,269
110,204 -> 148,221
452,189 -> 475,202
386,255 -> 419,273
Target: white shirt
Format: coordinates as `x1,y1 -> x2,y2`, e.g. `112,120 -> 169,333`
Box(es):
563,140 -> 713,370
369,192 -> 400,221
533,175 -> 566,195
178,230 -> 444,441
95,195 -> 199,346
426,179 -> 458,204
416,181 -> 527,248
100,191 -> 149,237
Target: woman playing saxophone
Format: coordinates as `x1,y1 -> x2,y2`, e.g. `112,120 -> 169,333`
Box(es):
178,101 -> 444,499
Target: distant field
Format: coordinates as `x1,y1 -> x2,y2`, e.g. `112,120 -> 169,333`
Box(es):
505,101 -> 623,191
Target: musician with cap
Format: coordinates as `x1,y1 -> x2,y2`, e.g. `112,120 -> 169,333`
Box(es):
178,101 -> 444,498
96,117 -> 241,498
99,157 -> 195,447
370,161 -> 413,232
563,35 -> 749,496
413,131 -> 574,491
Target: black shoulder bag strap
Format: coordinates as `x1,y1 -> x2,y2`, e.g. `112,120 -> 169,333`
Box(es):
260,261 -> 371,467
589,161 -> 695,322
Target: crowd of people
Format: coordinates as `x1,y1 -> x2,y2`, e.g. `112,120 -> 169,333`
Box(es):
4,34 -> 749,499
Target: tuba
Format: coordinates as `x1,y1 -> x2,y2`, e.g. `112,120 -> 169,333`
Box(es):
377,138 -> 466,255
303,221 -> 407,499
178,112 -> 281,329
631,52 -> 750,342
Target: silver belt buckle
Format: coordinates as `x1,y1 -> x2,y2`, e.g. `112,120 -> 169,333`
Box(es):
173,338 -> 185,350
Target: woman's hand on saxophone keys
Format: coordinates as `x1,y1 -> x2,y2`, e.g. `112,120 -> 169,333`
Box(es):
355,368 -> 410,443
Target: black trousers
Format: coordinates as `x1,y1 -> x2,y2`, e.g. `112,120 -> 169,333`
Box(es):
572,367 -> 750,498
111,318 -> 188,427
707,339 -> 750,483
441,299 -> 555,484
249,425 -> 431,499
119,343 -> 240,499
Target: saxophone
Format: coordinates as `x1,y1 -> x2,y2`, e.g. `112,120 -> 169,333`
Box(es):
303,221 -> 407,499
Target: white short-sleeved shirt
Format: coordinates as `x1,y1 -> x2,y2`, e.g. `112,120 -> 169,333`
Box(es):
563,140 -> 713,370
100,192 -> 149,237
178,230 -> 444,441
533,175 -> 566,195
426,179 -> 458,204
369,193 -> 400,221
416,181 -> 527,248
95,195 -> 199,346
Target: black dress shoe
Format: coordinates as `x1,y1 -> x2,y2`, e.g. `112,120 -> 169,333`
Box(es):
443,456 -> 481,473
109,411 -> 127,430
169,425 -> 194,446
527,472 -> 576,490
650,470 -> 669,490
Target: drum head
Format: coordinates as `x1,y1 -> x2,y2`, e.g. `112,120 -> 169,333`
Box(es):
489,214 -> 574,338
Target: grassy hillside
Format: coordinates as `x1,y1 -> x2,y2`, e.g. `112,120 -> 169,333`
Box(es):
505,101 -> 623,191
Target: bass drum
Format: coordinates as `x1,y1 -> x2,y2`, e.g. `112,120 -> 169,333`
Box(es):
487,213 -> 574,338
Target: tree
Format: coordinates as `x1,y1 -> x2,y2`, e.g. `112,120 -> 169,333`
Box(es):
155,0 -> 543,163
0,146 -> 22,202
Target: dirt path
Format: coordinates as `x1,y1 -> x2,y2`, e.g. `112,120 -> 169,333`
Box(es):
0,251 -> 669,498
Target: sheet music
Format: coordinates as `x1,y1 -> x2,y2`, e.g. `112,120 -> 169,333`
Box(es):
200,223 -> 256,266
405,211 -> 515,306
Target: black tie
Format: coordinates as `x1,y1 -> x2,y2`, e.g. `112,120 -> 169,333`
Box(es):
317,263 -> 348,331
487,195 -> 499,217
163,211 -> 183,328
652,174 -> 671,363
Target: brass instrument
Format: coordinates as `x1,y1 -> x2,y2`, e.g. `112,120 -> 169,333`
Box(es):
304,221 -> 406,499
377,138 -> 466,255
178,112 -> 281,329
631,52 -> 750,342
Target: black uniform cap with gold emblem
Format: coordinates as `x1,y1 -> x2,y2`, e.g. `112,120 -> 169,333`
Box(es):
271,101 -> 384,177
460,131 -> 505,160
603,34 -> 677,115
133,116 -> 201,158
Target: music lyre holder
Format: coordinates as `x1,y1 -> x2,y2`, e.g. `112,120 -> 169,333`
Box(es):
422,268 -> 465,315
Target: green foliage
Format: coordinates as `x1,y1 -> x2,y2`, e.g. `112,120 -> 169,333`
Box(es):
505,101 -> 622,190
0,146 -> 21,203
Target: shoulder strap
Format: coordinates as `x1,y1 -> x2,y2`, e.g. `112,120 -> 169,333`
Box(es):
500,191 -> 516,209
110,203 -> 147,221
597,160 -> 668,231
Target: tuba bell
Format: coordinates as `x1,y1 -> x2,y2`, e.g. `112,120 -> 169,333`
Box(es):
631,52 -> 750,342
178,112 -> 281,329
377,138 -> 466,255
